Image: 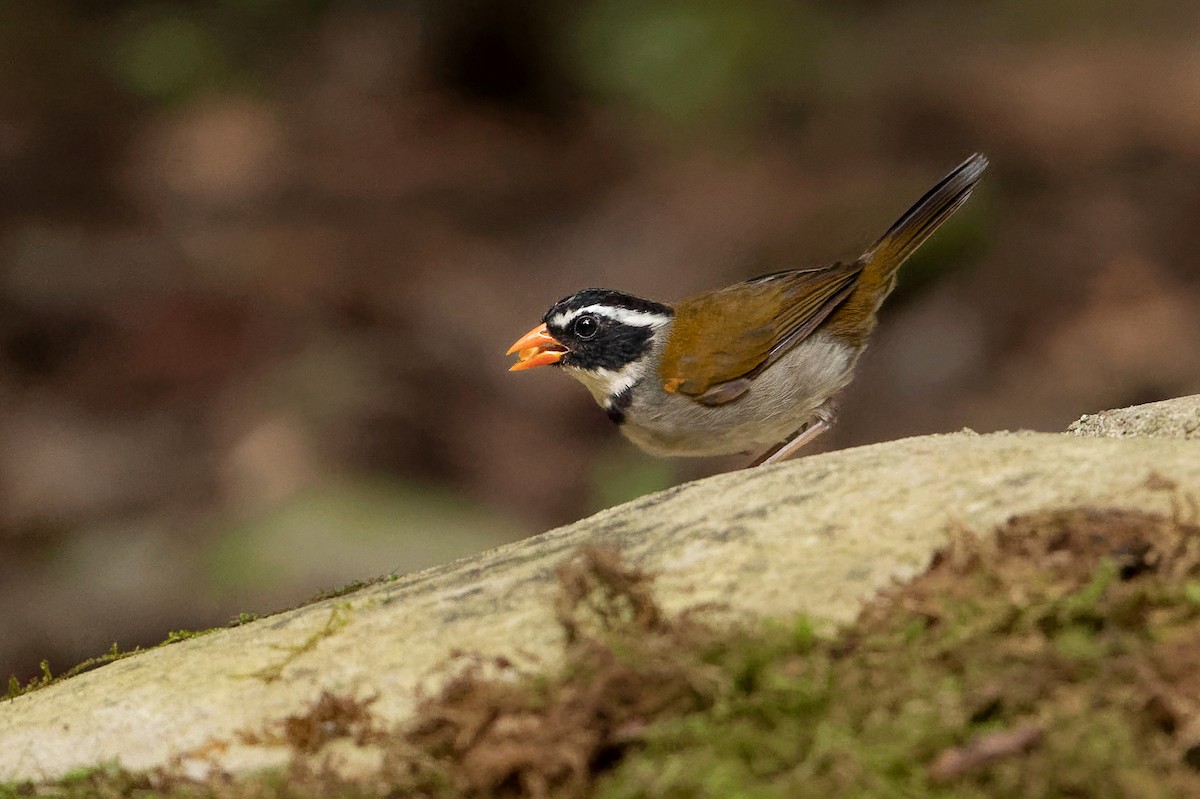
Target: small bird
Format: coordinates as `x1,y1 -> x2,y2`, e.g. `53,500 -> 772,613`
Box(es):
507,154 -> 988,466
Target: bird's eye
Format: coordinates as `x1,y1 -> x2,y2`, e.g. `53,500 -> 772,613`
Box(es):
572,314 -> 599,340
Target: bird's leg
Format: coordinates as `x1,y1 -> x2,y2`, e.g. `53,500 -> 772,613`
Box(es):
749,421 -> 830,467
749,403 -> 837,467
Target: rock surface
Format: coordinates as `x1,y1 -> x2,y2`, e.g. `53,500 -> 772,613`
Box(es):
1068,394 -> 1200,440
1,396 -> 1198,782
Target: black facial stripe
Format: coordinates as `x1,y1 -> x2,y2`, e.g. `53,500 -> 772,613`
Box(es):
541,288 -> 670,373
605,384 -> 634,425
561,322 -> 654,371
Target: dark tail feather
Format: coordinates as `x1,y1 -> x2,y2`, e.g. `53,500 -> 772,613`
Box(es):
865,153 -> 988,277
825,154 -> 987,346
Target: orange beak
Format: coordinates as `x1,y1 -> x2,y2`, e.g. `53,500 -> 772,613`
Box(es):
506,322 -> 568,371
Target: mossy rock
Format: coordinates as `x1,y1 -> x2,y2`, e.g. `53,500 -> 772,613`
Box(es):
1,397 -> 1198,796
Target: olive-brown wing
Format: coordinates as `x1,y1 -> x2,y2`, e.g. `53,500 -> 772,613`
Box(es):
659,263 -> 862,403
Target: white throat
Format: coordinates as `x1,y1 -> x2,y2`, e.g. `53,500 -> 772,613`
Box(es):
567,358 -> 648,406
558,305 -> 671,407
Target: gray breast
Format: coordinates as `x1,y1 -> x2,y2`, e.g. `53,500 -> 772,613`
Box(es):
619,332 -> 858,457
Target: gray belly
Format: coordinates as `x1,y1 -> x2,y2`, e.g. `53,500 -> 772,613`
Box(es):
620,333 -> 858,457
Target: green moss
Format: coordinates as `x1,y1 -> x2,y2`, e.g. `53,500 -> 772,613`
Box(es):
244,603 -> 353,684
309,578 -> 378,602
11,506 -> 1200,799
595,508 -> 1200,798
5,614 -> 263,701
164,629 -> 216,644
4,645 -> 133,700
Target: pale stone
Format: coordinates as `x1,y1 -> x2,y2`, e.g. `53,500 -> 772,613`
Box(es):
1068,394 -> 1200,440
2,397 -> 1199,782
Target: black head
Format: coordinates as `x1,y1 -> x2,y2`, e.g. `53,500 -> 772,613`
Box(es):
542,289 -> 673,372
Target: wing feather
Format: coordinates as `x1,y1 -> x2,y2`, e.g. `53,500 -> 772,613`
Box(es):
660,262 -> 862,401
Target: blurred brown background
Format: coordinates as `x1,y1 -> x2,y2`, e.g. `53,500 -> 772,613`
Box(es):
2,0 -> 1199,684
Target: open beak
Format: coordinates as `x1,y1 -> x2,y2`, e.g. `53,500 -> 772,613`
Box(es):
506,322 -> 568,371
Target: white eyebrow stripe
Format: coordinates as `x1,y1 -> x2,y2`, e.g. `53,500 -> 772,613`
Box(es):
550,304 -> 672,330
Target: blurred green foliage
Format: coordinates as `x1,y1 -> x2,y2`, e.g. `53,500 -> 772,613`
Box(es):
0,0 -> 335,108
587,445 -> 677,514
110,10 -> 228,101
1,0 -> 834,127
568,0 -> 824,126
206,477 -> 526,593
